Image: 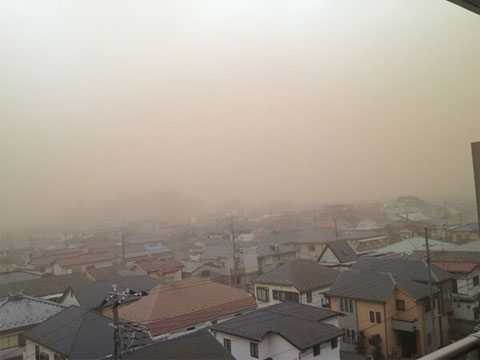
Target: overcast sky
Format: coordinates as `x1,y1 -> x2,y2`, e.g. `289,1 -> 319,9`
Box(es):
1,0 -> 479,230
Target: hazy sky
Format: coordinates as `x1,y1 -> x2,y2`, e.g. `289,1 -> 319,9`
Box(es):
1,0 -> 479,230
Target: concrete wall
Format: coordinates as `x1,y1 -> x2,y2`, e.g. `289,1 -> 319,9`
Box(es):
319,247 -> 339,264
59,288 -> 81,307
297,243 -> 326,260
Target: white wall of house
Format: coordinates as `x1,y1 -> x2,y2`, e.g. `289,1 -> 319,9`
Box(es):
297,243 -> 326,260
24,339 -> 58,360
318,247 -> 339,264
213,330 -> 340,360
239,248 -> 259,274
254,283 -> 331,309
59,288 -> 81,307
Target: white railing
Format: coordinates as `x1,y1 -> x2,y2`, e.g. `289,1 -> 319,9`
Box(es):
419,330 -> 480,360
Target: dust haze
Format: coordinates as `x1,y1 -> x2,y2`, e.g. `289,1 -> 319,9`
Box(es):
1,0 -> 479,231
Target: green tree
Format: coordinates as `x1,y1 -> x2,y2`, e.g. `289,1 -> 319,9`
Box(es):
355,331 -> 367,355
369,334 -> 383,360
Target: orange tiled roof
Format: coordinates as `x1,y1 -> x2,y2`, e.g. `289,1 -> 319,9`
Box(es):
133,258 -> 184,274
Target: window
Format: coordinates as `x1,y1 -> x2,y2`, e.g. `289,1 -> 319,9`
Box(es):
307,291 -> 312,303
223,338 -> 231,353
331,338 -> 338,349
427,333 -> 432,345
425,300 -> 431,313
340,298 -> 344,311
256,287 -> 269,302
396,300 -> 405,311
349,299 -> 353,312
200,270 -> 210,277
35,345 -> 40,360
452,280 -> 458,294
0,335 -> 19,350
369,311 -> 375,323
313,344 -> 320,356
39,353 -> 49,360
342,329 -> 346,343
351,330 -> 356,343
278,291 -> 299,303
250,342 -> 259,358
272,290 -> 278,300
346,329 -> 351,344
308,245 -> 315,252
54,355 -> 66,360
473,276 -> 479,287
375,312 -> 381,323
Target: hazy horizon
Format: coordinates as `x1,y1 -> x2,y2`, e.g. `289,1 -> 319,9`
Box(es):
1,0 -> 479,231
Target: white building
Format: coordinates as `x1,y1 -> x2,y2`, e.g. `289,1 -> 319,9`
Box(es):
211,302 -> 343,360
254,260 -> 339,308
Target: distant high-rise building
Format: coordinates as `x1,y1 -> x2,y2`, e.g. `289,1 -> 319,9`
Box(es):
472,141 -> 480,235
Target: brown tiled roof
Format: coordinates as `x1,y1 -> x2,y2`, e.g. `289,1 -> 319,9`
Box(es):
30,250 -> 86,267
133,258 -> 184,274
117,278 -> 256,336
55,250 -> 118,267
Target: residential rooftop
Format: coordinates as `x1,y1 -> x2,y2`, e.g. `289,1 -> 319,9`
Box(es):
255,260 -> 340,292
211,302 -> 343,351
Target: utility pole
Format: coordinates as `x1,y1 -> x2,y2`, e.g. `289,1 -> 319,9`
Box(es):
424,226 -> 437,352
102,285 -> 148,360
313,209 -> 317,228
231,213 -> 237,287
121,231 -> 126,264
334,218 -> 338,240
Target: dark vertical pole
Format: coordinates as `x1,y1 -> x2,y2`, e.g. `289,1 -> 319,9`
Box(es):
334,218 -> 338,240
313,209 -> 317,228
425,226 -> 437,351
231,214 -> 237,287
113,303 -> 120,360
471,142 -> 480,237
121,231 -> 125,264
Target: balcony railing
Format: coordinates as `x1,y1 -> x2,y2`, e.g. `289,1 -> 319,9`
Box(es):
419,330 -> 480,360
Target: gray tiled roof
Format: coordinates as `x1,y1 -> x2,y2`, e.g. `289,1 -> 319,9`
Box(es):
255,260 -> 340,292
262,301 -> 340,321
0,272 -> 91,299
327,271 -> 396,303
0,271 -> 41,286
84,264 -> 135,280
123,330 -> 235,360
327,270 -> 432,303
211,302 -> 343,351
321,240 -> 357,263
352,257 -> 452,283
68,275 -> 161,309
0,294 -> 65,332
23,306 -> 116,360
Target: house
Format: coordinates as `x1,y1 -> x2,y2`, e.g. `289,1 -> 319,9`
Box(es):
352,256 -> 454,343
0,294 -> 65,360
29,249 -> 86,274
200,244 -> 258,287
180,260 -> 222,281
52,249 -> 120,275
255,243 -> 298,274
0,272 -> 91,301
123,330 -> 234,360
115,277 -> 257,339
375,237 -> 456,256
83,264 -> 135,281
254,260 -> 340,308
317,240 -> 357,271
447,222 -> 479,243
327,270 -> 444,358
23,305 -> 150,360
59,275 -> 161,310
211,302 -> 343,360
411,250 -> 480,336
129,258 -> 184,282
